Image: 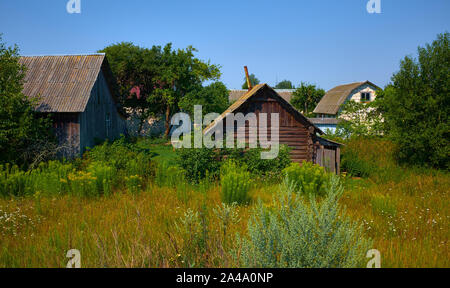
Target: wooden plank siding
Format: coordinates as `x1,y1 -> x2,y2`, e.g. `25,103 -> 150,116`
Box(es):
79,70 -> 127,153
222,87 -> 315,164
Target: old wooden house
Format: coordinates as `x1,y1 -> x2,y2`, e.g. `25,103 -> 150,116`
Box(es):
205,83 -> 342,173
19,54 -> 127,157
310,81 -> 380,133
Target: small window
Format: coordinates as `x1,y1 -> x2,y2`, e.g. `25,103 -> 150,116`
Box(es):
361,92 -> 371,102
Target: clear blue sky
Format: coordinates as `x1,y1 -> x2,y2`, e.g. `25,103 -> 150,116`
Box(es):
1,0 -> 449,90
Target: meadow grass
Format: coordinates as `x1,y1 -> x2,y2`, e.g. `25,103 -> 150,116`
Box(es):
0,138 -> 448,268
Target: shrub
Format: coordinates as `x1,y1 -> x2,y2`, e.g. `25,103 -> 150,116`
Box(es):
155,162 -> 186,188
282,161 -> 327,196
236,176 -> 372,268
125,175 -> 142,194
0,161 -> 74,197
67,171 -> 98,197
220,161 -> 252,205
177,147 -> 221,183
84,137 -> 154,174
87,162 -> 116,196
177,144 -> 291,183
0,164 -> 28,197
239,145 -> 291,178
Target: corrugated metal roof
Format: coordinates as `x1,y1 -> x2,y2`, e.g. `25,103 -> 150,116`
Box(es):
313,81 -> 380,115
19,55 -> 106,113
229,89 -> 294,103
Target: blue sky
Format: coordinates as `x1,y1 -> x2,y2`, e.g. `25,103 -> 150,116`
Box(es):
0,0 -> 449,90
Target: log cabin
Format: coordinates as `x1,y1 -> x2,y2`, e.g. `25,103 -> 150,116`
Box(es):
205,83 -> 342,173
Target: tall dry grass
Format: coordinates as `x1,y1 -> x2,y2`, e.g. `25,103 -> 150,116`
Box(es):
0,139 -> 448,268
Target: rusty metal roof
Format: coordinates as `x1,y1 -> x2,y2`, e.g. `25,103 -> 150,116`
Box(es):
313,81 -> 380,115
229,89 -> 294,103
19,55 -> 107,113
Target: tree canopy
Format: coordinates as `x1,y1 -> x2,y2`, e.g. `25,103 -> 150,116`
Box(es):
380,32 -> 449,168
0,35 -> 53,167
99,42 -> 221,136
290,82 -> 325,116
179,81 -> 229,117
274,80 -> 295,89
242,74 -> 260,90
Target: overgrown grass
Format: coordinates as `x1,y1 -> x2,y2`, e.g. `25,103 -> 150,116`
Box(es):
0,138 -> 448,268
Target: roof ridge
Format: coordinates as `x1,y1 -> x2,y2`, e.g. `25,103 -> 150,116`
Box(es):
20,53 -> 106,57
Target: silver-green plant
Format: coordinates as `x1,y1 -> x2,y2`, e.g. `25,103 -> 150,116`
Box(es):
213,202 -> 241,247
236,175 -> 372,268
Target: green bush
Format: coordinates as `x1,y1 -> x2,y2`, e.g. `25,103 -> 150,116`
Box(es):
84,137 -> 154,174
177,144 -> 291,183
239,145 -> 291,178
220,161 -> 252,205
87,162 -> 116,196
125,175 -> 142,194
177,147 -> 221,183
237,175 -> 372,268
67,170 -> 98,197
282,161 -> 327,196
0,161 -> 74,197
155,162 -> 186,188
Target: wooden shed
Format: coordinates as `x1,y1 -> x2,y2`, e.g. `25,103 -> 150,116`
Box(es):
19,54 -> 127,157
205,84 -> 342,173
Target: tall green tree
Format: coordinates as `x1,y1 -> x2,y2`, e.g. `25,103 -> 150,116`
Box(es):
381,32 -> 449,168
148,44 -> 221,137
274,80 -> 295,89
0,35 -> 52,166
291,82 -> 325,116
242,74 -> 260,90
179,81 -> 229,117
100,43 -> 221,137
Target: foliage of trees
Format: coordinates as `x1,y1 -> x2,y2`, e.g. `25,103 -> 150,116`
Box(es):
241,74 -> 260,90
179,81 -> 229,117
274,80 -> 295,89
290,82 -> 325,116
0,36 -> 53,167
380,32 -> 449,168
332,99 -> 384,139
100,43 -> 221,137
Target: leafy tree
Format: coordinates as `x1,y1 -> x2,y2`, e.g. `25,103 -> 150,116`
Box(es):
149,44 -> 221,137
333,99 -> 384,139
179,81 -> 229,117
381,32 -> 449,168
100,43 -> 221,137
242,74 -> 260,90
0,35 -> 53,167
99,42 -> 161,134
274,80 -> 295,89
291,82 -> 325,116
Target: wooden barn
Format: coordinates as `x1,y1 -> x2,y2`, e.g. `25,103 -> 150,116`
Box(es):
19,54 -> 127,157
205,83 -> 342,173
